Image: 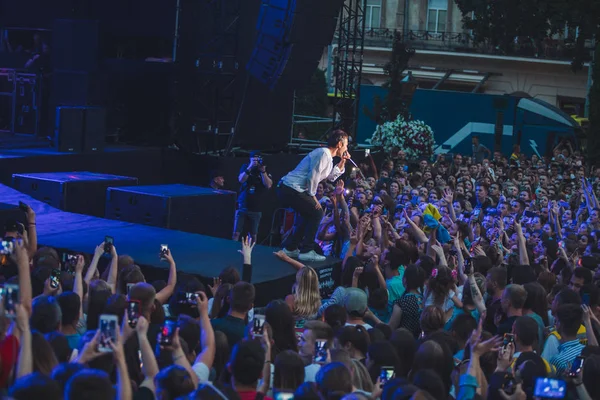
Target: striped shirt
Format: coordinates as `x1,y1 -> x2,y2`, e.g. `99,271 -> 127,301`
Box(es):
549,339 -> 585,376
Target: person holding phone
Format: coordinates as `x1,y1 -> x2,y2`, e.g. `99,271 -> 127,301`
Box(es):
277,130 -> 349,262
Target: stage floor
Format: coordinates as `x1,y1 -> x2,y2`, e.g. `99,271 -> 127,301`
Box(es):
0,183 -> 341,305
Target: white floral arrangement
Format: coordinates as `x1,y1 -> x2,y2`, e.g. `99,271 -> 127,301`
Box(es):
367,115 -> 436,159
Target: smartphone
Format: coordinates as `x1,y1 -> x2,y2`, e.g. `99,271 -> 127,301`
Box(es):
534,378 -> 566,398
274,393 -> 294,400
503,333 -> 515,348
61,253 -> 78,273
253,315 -> 266,337
160,244 -> 169,260
98,314 -> 118,352
558,240 -> 565,249
127,300 -> 141,328
473,208 -> 481,218
18,201 -> 29,213
365,148 -> 370,157
379,366 -> 395,386
3,284 -> 19,318
314,339 -> 328,364
0,240 -> 14,255
176,291 -> 198,305
569,356 -> 584,377
159,319 -> 178,346
104,236 -> 114,254
50,269 -> 61,289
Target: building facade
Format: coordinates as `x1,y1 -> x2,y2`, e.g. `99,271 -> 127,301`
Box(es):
325,0 -> 591,116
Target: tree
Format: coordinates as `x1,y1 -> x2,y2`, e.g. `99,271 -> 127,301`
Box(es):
453,0 -> 600,162
363,31 -> 415,124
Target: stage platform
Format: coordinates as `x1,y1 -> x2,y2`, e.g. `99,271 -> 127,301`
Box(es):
0,183 -> 341,306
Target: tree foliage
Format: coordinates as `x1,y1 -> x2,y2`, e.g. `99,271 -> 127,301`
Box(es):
453,0 -> 600,162
363,31 -> 415,125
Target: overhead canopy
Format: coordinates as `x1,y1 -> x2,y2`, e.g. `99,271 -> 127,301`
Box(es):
517,97 -> 579,129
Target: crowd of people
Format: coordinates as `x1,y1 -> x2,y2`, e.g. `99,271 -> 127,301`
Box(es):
0,135 -> 599,400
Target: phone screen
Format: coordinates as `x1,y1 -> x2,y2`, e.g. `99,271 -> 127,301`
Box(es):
98,315 -> 118,352
104,236 -> 114,253
569,356 -> 584,377
160,244 -> 168,259
380,366 -> 395,385
534,378 -> 566,399
503,333 -> 514,348
314,340 -> 328,364
127,301 -> 140,328
0,241 -> 14,255
159,319 -> 177,345
253,315 -> 266,337
50,269 -> 61,289
62,253 -> 78,273
274,393 -> 294,400
4,284 -> 19,318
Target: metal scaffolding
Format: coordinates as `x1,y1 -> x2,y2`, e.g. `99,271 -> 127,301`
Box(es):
331,0 -> 367,137
172,0 -> 242,153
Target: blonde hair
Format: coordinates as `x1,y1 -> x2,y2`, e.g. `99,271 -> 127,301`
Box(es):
293,267 -> 321,318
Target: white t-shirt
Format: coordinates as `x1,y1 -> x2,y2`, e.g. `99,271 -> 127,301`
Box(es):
304,363 -> 322,382
345,322 -> 373,330
281,147 -> 345,196
192,361 -> 210,382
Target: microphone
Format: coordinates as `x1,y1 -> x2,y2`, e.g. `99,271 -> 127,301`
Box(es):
344,152 -> 365,179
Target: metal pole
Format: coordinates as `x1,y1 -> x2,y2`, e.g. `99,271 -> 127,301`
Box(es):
326,44 -> 334,90
172,0 -> 181,62
585,37 -> 596,118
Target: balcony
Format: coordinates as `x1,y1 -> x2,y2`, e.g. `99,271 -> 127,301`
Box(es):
360,28 -> 593,62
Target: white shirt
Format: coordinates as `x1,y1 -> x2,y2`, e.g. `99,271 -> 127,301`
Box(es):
281,147 -> 345,196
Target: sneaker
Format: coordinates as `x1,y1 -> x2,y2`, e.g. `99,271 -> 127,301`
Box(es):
282,248 -> 300,258
299,250 -> 326,262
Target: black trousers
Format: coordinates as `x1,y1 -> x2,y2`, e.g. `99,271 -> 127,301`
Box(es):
276,183 -> 323,253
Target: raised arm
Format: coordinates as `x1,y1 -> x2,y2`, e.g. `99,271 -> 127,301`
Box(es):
136,317 -> 160,392
106,244 -> 119,294
24,206 -> 37,256
15,305 -> 32,379
85,243 -> 105,284
15,240 -> 32,316
513,220 -> 530,266
156,249 -> 177,305
194,293 -> 216,375
112,327 -> 132,400
274,250 -> 306,271
74,255 -> 85,318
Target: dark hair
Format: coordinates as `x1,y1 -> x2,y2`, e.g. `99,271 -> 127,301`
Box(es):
514,316 -> 539,348
324,304 -> 347,331
45,331 -> 72,363
103,294 -> 127,326
129,283 -> 156,316
87,280 -> 112,331
523,282 -> 549,326
555,287 -> 582,307
230,339 -> 265,386
230,282 -> 255,313
219,266 -> 241,285
573,267 -> 593,285
273,350 -> 305,391
178,314 -> 201,354
411,369 -> 446,400
419,306 -> 445,336
266,300 -> 298,358
583,355 -> 600,400
9,372 -> 62,400
304,320 -> 334,342
315,362 -> 352,400
336,325 -> 369,356
487,267 -> 507,288
368,287 -> 388,310
375,323 -> 392,340
403,265 -> 424,292
341,257 -> 364,289
390,329 -> 417,377
213,331 -> 230,382
51,362 -> 85,391
31,295 -> 62,334
428,266 -> 453,306
556,304 -> 583,337
118,264 -> 145,295
155,365 -> 196,400
367,341 -> 401,384
326,130 -> 348,148
187,382 -> 241,400
58,291 -> 81,327
65,369 -> 115,400
294,382 -> 321,400
450,313 -> 477,344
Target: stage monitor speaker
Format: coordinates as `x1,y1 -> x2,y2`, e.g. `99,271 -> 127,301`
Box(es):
52,19 -> 99,72
247,0 -> 343,89
55,106 -> 106,153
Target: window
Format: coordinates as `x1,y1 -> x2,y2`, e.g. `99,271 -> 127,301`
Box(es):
427,0 -> 447,33
365,0 -> 382,29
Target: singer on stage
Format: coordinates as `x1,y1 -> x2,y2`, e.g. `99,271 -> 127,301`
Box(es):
277,130 -> 350,262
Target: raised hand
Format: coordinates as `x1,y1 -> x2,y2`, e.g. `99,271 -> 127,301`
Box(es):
208,277 -> 221,296
238,235 -> 256,262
